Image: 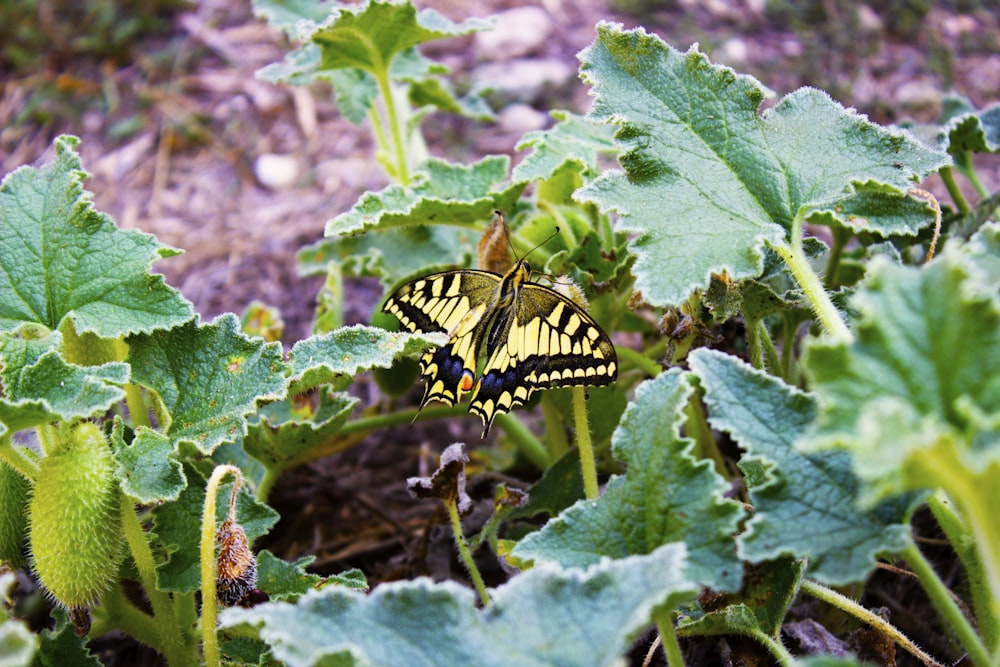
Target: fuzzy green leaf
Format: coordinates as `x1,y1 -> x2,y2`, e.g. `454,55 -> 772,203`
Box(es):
315,158 -> 524,284
0,574 -> 37,666
0,135 -> 193,336
513,110 -> 618,184
220,542 -> 697,667
0,331 -> 127,428
255,551 -> 324,602
151,463 -> 278,592
287,325 -> 445,394
111,418 -> 185,503
251,0 -> 330,35
690,349 -> 915,584
577,25 -> 949,307
513,370 -> 745,592
243,390 -> 358,469
309,1 -> 490,75
29,609 -> 100,667
128,314 -> 287,454
803,243 -> 1000,502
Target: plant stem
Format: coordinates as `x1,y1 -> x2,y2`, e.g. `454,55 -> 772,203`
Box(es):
903,540 -> 991,666
749,628 -> 795,667
540,395 -> 569,461
685,391 -> 726,478
99,583 -> 166,655
927,491 -> 1000,650
939,166 -> 972,215
0,435 -> 39,480
113,339 -> 151,428
494,412 -> 550,470
800,578 -> 943,667
653,609 -> 685,667
375,74 -> 410,185
773,216 -> 852,341
618,345 -> 662,377
761,322 -> 783,378
824,225 -> 851,289
120,493 -> 191,666
446,498 -> 490,606
746,317 -> 764,370
201,465 -> 242,667
571,387 -> 599,500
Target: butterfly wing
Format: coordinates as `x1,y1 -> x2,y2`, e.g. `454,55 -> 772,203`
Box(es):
383,270 -> 501,409
469,283 -> 618,437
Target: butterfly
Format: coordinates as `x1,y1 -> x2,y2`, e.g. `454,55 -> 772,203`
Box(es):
383,215 -> 617,437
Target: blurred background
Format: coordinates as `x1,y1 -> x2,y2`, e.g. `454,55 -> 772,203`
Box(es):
1,0 -> 997,343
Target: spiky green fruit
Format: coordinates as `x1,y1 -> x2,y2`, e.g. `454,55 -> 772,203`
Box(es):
29,422 -> 124,608
0,460 -> 31,568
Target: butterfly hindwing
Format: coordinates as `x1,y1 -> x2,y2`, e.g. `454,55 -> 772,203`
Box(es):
469,283 -> 617,435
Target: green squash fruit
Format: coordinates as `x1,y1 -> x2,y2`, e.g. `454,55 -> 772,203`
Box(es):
29,422 -> 124,608
0,460 -> 31,568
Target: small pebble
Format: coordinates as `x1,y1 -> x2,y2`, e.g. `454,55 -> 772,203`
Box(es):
255,153 -> 299,189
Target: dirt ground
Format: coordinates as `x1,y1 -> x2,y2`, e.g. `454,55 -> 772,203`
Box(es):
2,1 -> 999,664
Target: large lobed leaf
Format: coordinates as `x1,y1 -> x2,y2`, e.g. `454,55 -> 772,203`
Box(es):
689,349 -> 916,585
802,235 -> 1000,504
577,24 -> 949,307
220,542 -> 697,667
127,314 -> 287,454
0,135 -> 193,337
513,369 -> 745,592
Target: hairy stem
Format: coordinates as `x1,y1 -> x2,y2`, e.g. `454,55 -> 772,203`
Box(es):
801,578 -> 943,666
903,540 -> 990,666
201,465 -> 243,667
572,386 -> 599,500
653,609 -> 685,667
939,166 -> 972,214
446,499 -> 490,606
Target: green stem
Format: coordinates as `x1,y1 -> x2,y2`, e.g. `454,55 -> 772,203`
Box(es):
201,465 -> 242,667
903,540 -> 991,666
939,166 -> 972,214
341,404 -> 467,436
446,499 -> 490,606
255,464 -> 283,506
113,339 -> 151,429
540,395 -> 569,461
773,219 -> 852,341
761,322 -> 783,378
120,493 -> 191,666
953,153 -> 989,198
36,423 -> 59,457
0,435 -> 39,480
825,225 -> 851,289
98,583 -> 166,654
618,345 -> 663,377
375,74 -> 410,185
746,318 -> 764,370
685,391 -> 726,478
493,412 -> 549,471
571,387 -> 599,500
653,609 -> 685,667
800,578 -> 943,667
927,491 -> 1000,650
748,628 -> 795,667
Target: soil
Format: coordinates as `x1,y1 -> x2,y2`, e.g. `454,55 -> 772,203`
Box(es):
2,1 -> 998,665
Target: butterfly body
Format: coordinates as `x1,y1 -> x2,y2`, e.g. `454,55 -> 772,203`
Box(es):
384,259 -> 617,437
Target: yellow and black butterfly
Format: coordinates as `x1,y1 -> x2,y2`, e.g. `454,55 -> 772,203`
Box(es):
383,214 -> 617,437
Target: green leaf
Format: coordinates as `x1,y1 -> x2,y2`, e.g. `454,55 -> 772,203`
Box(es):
251,0 -> 331,35
0,135 -> 193,336
128,314 -> 287,454
678,558 -> 806,638
0,574 -> 37,667
309,1 -> 490,76
512,110 -> 618,184
255,550 -> 324,601
803,244 -> 1000,501
220,542 -> 698,667
316,158 -> 525,285
689,349 -> 916,584
243,390 -> 358,470
29,609 -> 101,667
577,26 -> 949,307
151,463 -> 279,592
806,181 -> 938,236
0,332 -> 128,428
513,370 -> 745,592
287,325 -> 445,394
111,417 -> 185,503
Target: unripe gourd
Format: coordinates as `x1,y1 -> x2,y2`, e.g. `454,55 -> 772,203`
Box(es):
0,460 -> 31,568
29,422 -> 124,608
